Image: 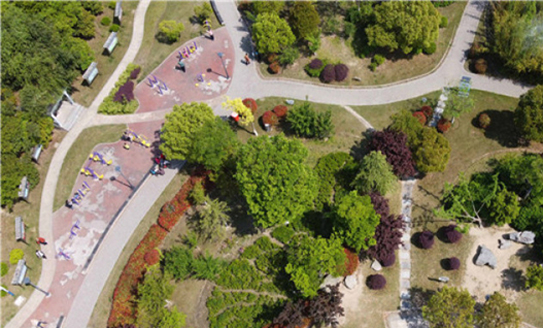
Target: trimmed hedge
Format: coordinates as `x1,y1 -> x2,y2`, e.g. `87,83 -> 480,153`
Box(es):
334,64 -> 349,82
419,230 -> 435,249
98,63 -> 141,115
367,274 -> 387,290
9,249 -> 24,265
320,64 -> 335,83
144,249 -> 161,266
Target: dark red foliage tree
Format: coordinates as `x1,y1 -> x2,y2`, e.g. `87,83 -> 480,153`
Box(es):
368,129 -> 416,178
413,111 -> 427,125
437,118 -> 451,133
130,67 -> 141,80
242,98 -> 258,114
308,58 -> 323,70
369,192 -> 390,218
114,81 -> 135,103
421,106 -> 433,119
271,300 -> 306,328
273,105 -> 288,120
334,64 -> 349,82
419,230 -> 435,249
367,274 -> 387,290
366,214 -> 404,263
262,111 -> 279,126
444,224 -> 462,243
320,64 -> 336,83
447,257 -> 460,270
380,252 -> 396,267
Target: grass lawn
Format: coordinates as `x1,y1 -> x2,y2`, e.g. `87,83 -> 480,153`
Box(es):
1,131 -> 66,326
53,124 -> 126,211
236,97 -> 367,167
71,2 -> 138,107
87,172 -> 188,328
133,1 -> 219,82
259,2 -> 466,86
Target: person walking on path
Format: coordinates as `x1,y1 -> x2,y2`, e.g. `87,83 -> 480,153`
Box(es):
35,250 -> 47,260
65,199 -> 73,209
244,53 -> 250,65
36,237 -> 48,246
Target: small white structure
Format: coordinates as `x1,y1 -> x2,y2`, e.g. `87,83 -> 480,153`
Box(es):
15,216 -> 25,242
11,260 -> 27,286
17,177 -> 29,201
103,32 -> 118,55
82,62 -> 99,85
114,1 -> 123,25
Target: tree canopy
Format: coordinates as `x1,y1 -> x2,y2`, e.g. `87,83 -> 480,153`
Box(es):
286,101 -> 334,139
289,1 -> 320,40
514,85 -> 543,142
478,292 -> 521,328
285,235 -> 346,298
365,1 -> 441,54
158,20 -> 185,43
235,134 -> 318,228
422,286 -> 476,328
252,13 -> 296,54
191,198 -> 231,242
353,151 -> 397,195
330,191 -> 381,253
413,127 -> 451,173
160,102 -> 215,161
368,129 -> 416,179
252,1 -> 285,16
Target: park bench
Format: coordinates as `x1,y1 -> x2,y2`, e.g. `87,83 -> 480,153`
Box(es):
11,259 -> 27,285
15,216 -> 26,242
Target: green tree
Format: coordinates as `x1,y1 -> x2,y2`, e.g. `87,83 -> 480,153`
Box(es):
192,252 -> 225,281
194,2 -> 213,23
289,1 -> 320,40
235,134 -> 318,228
160,102 -> 215,160
73,8 -> 96,39
444,88 -> 475,119
158,20 -> 185,43
487,186 -> 520,226
389,110 -> 424,147
413,128 -> 451,173
285,235 -> 346,298
136,266 -> 186,328
353,151 -> 397,195
286,101 -> 334,139
163,246 -> 194,280
365,1 -> 441,54
252,13 -> 296,54
252,1 -> 284,16
330,191 -> 380,252
189,117 -> 239,172
514,85 -> 543,142
192,197 -> 230,241
478,292 -> 521,328
422,286 -> 476,328
526,264 -> 543,291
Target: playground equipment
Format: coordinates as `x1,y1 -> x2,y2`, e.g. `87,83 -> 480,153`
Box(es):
89,152 -> 112,165
122,129 -> 151,148
81,167 -> 104,180
178,42 -> 199,59
69,219 -> 81,240
56,248 -> 71,260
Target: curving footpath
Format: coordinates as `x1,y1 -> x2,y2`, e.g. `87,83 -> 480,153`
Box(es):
7,0 -> 536,327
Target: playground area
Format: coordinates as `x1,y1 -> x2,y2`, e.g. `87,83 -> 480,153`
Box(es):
134,27 -> 235,113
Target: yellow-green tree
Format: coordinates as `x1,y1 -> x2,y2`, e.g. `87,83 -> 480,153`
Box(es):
222,97 -> 258,135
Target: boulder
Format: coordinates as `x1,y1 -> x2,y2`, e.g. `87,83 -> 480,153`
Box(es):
344,274 -> 358,290
371,260 -> 383,272
474,245 -> 497,269
319,274 -> 343,292
498,239 -> 511,250
507,231 -> 535,244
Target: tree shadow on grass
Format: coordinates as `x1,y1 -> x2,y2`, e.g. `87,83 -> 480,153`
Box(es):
471,110 -> 526,148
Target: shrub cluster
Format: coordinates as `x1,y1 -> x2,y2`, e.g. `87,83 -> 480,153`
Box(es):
314,152 -> 354,210
272,105 -> 288,120
99,63 -> 141,115
334,64 -> 349,82
262,111 -> 279,126
242,98 -> 258,114
478,113 -> 491,129
107,169 -> 209,327
437,118 -> 451,133
305,59 -> 325,77
443,224 -> 462,243
286,102 -> 334,139
320,64 -> 336,83
367,274 -> 387,290
413,111 -> 427,125
419,230 -> 435,249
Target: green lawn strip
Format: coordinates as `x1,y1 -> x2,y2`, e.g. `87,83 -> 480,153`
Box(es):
237,97 -> 366,167
54,124 -> 126,211
134,1 -> 219,82
0,130 -> 66,325
87,172 -> 187,328
71,2 -> 139,107
258,2 -> 466,86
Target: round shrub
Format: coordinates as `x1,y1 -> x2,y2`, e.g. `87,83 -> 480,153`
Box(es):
373,54 -> 385,66
367,274 -> 387,290
108,1 -> 116,10
444,224 -> 462,243
343,248 -> 359,276
266,53 -> 278,64
271,225 -> 295,244
320,64 -> 336,83
110,24 -> 120,32
421,106 -> 433,118
1,262 -> 8,277
474,58 -> 488,74
273,105 -> 288,119
381,253 -> 396,267
9,249 -> 24,265
413,111 -> 427,125
419,230 -> 435,249
262,111 -> 279,126
447,257 -> 461,270
440,16 -> 448,28
478,113 -> 491,129
423,42 -> 437,55
437,118 -> 452,133
334,64 -> 349,82
242,98 -> 258,114
101,16 -> 111,26
305,59 -> 325,77
268,61 -> 281,74
144,249 -> 160,266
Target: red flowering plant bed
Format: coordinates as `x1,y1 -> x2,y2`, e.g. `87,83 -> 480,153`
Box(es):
343,248 -> 360,276
273,105 -> 288,120
421,106 -> 433,119
413,111 -> 427,125
242,98 -> 258,114
107,168 -> 209,327
437,118 -> 451,133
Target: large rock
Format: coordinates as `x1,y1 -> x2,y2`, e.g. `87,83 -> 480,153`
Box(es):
498,239 -> 512,250
371,260 -> 383,272
344,274 -> 358,290
474,245 -> 497,269
319,274 -> 343,292
507,231 -> 535,245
